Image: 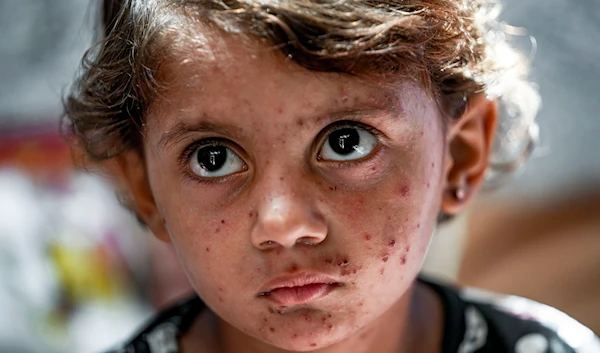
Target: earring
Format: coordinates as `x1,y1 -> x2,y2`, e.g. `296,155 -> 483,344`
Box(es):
454,187 -> 466,202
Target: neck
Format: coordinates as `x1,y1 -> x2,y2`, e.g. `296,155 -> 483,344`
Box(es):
186,281 -> 444,353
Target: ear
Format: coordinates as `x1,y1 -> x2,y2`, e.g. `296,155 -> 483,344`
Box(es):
107,151 -> 171,243
441,93 -> 498,215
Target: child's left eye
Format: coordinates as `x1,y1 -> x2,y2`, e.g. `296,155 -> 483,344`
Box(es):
319,126 -> 378,161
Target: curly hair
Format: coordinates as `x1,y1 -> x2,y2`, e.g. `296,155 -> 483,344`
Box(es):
64,0 -> 540,186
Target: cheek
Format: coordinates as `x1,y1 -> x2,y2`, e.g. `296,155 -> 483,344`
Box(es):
327,128 -> 444,275
149,175 -> 255,302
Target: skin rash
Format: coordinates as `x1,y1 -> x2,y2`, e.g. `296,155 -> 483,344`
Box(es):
121,22 -> 490,353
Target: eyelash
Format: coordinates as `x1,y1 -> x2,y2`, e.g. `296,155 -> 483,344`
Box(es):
325,120 -> 381,138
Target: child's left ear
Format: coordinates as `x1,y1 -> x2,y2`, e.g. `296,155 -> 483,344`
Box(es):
441,93 -> 498,215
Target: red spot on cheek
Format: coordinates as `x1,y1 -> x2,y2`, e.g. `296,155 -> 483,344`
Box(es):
270,327 -> 276,332
292,334 -> 298,339
296,119 -> 304,126
400,255 -> 407,265
215,227 -> 221,233
364,234 -> 372,241
310,343 -> 317,347
379,268 -> 385,275
382,255 -> 389,262
302,314 -> 312,322
221,219 -> 226,224
205,247 -> 210,252
249,211 -> 254,218
219,296 -> 224,302
399,185 -> 411,198
389,239 -> 396,247
337,258 -> 349,267
341,265 -> 361,276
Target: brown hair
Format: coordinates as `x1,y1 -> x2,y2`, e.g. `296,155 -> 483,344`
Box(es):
65,0 -> 539,184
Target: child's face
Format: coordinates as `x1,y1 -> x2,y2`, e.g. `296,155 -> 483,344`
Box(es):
141,27 -> 446,350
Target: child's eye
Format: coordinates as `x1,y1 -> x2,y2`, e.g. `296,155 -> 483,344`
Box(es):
189,142 -> 245,178
319,125 -> 378,161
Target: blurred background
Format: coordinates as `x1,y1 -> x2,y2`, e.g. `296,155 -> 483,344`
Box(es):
0,0 -> 598,352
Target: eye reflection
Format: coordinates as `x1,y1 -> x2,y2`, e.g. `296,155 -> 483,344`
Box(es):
189,143 -> 245,178
320,126 -> 378,161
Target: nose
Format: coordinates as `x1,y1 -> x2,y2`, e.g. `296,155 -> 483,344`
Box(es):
250,193 -> 328,250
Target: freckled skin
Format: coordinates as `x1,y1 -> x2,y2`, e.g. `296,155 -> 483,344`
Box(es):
143,25 -> 446,353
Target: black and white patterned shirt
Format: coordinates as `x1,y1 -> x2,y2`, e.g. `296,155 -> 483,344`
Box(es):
108,278 -> 600,353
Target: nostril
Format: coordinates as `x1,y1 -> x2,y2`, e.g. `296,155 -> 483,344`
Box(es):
296,237 -> 319,246
260,240 -> 279,249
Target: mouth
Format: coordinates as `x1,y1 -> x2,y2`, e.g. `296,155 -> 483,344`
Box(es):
257,273 -> 341,306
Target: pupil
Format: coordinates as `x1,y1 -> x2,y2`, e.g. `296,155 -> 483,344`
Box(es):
329,128 -> 359,155
198,146 -> 227,172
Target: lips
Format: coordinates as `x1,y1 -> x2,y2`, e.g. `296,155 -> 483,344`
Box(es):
257,273 -> 341,306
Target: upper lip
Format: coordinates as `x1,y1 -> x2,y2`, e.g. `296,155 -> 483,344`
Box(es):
258,272 -> 339,296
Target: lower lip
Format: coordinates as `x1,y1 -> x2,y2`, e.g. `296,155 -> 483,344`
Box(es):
264,283 -> 337,306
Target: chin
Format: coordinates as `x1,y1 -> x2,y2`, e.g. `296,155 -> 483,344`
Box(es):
262,325 -> 348,352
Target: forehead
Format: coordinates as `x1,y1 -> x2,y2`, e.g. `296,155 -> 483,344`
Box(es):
147,20 -> 431,131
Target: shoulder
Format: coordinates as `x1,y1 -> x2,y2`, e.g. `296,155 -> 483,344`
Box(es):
105,295 -> 204,353
456,283 -> 599,353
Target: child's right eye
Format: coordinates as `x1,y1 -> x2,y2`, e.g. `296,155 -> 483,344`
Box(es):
188,141 -> 246,179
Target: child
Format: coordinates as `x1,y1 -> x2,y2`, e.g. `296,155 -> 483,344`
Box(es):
65,0 -> 599,352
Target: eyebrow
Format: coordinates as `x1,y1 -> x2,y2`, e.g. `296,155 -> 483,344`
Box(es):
158,118 -> 247,150
158,103 -> 403,150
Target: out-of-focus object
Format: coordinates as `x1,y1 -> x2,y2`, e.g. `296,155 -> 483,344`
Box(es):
460,191 -> 600,334
0,126 -> 151,353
